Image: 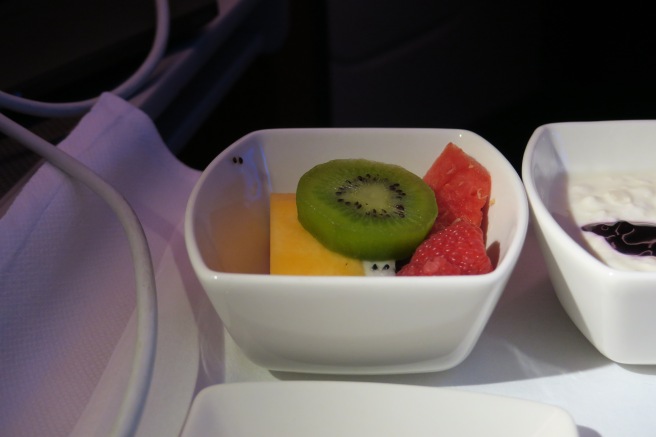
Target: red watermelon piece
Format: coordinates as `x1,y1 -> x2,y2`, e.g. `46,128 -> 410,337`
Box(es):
423,143 -> 491,232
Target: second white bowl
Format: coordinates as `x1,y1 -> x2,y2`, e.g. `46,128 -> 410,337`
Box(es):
523,120 -> 656,364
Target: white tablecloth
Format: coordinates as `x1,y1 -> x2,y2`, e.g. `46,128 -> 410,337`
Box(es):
225,224 -> 656,437
2,93 -> 654,437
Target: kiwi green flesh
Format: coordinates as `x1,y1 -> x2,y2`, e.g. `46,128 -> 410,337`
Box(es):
296,159 -> 438,261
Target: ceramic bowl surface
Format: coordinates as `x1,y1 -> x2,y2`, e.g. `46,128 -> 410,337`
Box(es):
523,120 -> 656,364
186,128 -> 528,374
181,381 -> 577,437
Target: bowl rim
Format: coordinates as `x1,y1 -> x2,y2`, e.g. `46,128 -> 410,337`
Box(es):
185,127 -> 529,285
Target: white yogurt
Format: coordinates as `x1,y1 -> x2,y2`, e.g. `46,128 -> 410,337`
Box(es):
567,172 -> 656,271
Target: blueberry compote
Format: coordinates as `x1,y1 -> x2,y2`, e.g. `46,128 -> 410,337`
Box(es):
582,221 -> 656,257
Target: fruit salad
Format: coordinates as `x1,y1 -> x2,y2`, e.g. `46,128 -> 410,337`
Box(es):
269,143 -> 493,276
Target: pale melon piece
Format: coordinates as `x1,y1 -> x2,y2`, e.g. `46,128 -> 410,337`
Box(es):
269,193 -> 364,276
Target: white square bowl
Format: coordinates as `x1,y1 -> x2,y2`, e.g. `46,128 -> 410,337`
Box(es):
185,128 -> 528,374
523,120 -> 656,364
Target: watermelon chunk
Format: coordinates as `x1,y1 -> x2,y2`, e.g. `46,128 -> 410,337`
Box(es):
423,142 -> 491,232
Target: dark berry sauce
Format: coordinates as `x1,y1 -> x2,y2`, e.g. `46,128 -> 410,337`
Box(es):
582,221 -> 656,256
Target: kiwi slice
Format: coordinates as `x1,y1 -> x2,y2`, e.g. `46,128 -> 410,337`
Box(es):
296,159 -> 438,261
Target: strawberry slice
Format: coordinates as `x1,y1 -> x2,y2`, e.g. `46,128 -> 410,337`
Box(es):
397,220 -> 492,276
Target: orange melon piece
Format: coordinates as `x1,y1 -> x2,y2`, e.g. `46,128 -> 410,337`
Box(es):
269,193 -> 364,276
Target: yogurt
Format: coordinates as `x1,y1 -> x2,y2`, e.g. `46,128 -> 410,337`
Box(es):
567,172 -> 656,271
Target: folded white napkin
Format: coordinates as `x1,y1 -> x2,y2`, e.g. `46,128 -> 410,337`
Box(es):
0,93 -> 224,437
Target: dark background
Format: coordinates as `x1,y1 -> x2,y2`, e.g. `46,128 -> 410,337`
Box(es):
3,0 -> 656,187
179,1 -> 656,173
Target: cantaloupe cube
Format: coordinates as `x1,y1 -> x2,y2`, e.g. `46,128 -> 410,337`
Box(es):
269,193 -> 364,276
